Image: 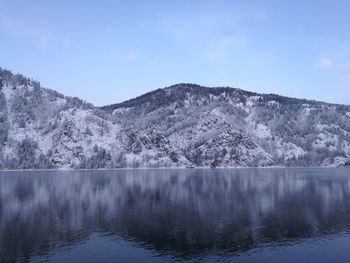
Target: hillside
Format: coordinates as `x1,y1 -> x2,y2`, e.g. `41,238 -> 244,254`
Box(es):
103,83 -> 350,167
0,68 -> 189,169
1,68 -> 350,169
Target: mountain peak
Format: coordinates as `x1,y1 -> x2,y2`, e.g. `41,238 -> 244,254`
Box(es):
101,83 -> 256,112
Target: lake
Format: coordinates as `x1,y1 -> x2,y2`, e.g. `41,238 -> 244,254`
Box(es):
1,168 -> 350,262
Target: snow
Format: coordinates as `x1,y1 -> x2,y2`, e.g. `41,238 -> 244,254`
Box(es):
246,96 -> 260,107
211,108 -> 221,116
267,100 -> 279,106
254,123 -> 272,139
112,107 -> 131,114
2,84 -> 15,100
275,140 -> 305,160
313,133 -> 339,150
303,107 -> 311,116
1,70 -> 350,169
332,156 -> 348,167
342,141 -> 350,154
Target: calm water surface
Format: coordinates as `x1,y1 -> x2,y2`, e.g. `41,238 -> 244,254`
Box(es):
1,168 -> 350,262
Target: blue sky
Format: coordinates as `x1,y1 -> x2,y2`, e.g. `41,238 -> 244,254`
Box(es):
1,0 -> 349,106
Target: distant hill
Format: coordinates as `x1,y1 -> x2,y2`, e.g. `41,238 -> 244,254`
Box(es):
1,67 -> 350,169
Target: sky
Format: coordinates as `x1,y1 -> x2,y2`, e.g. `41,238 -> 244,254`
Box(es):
0,0 -> 349,106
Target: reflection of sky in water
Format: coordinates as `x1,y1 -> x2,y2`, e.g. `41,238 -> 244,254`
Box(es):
1,168 -> 350,262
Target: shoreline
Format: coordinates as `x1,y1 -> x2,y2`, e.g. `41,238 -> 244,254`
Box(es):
0,166 -> 347,172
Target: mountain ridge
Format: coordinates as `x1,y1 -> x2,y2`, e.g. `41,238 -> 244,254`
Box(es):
101,83 -> 346,112
1,67 -> 346,109
1,67 -> 350,169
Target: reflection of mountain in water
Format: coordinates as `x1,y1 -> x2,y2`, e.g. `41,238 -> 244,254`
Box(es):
1,169 -> 350,261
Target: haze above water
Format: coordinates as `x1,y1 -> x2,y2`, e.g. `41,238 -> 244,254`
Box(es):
1,168 -> 350,262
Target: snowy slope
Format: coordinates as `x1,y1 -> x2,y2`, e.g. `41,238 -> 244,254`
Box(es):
103,83 -> 350,167
1,68 -> 350,169
0,68 -> 189,169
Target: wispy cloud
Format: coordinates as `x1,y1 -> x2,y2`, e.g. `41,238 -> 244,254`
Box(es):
35,36 -> 49,49
315,58 -> 333,69
122,52 -> 138,62
0,8 -> 72,49
313,58 -> 350,75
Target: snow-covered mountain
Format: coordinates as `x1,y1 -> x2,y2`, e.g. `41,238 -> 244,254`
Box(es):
1,67 -> 350,169
0,68 -> 189,169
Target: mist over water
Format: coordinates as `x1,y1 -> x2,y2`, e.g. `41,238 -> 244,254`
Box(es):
1,168 -> 350,262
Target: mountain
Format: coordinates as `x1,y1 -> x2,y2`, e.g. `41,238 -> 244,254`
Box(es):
102,83 -> 350,167
1,67 -> 350,169
0,68 -> 189,169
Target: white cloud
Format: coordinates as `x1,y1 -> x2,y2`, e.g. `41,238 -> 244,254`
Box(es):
35,36 -> 48,49
124,53 -> 138,61
315,58 -> 332,69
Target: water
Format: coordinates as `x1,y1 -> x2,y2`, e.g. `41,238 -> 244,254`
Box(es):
1,168 -> 350,262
